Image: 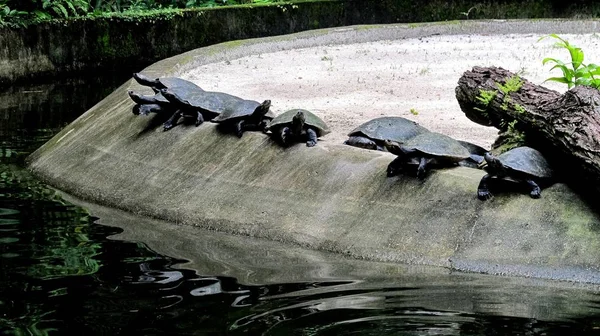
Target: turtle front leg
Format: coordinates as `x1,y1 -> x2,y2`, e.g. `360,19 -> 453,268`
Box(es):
525,179 -> 542,199
195,111 -> 205,126
387,157 -> 404,177
416,157 -> 434,180
477,174 -> 493,200
234,120 -> 246,138
279,126 -> 292,146
163,110 -> 182,131
306,128 -> 318,147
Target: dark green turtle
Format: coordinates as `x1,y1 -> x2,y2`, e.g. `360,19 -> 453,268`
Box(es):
477,146 -> 553,200
132,72 -> 202,93
457,140 -> 488,168
211,100 -> 273,137
266,109 -> 330,147
345,116 -> 429,151
160,88 -> 268,131
384,132 -> 470,180
128,73 -> 204,116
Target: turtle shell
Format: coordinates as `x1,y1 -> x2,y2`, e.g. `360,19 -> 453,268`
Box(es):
348,117 -> 428,143
212,100 -> 275,123
496,147 -> 553,178
402,132 -> 470,161
164,89 -> 252,118
138,78 -> 204,104
267,109 -> 331,137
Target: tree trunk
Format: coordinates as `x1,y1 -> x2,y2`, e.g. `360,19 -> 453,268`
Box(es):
455,66 -> 600,195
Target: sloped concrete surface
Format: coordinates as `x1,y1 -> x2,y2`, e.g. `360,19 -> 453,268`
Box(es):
27,20 -> 600,283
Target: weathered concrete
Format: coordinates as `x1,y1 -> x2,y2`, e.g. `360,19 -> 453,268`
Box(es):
27,21 -> 600,284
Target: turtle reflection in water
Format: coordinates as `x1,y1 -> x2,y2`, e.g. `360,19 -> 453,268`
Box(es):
477,146 -> 554,200
266,109 -> 330,147
384,132 -> 470,180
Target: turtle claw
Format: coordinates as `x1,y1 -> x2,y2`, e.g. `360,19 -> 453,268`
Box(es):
530,190 -> 541,199
477,189 -> 493,201
306,140 -> 317,147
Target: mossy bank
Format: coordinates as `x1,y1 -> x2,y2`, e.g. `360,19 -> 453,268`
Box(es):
4,0 -> 600,85
27,21 -> 600,284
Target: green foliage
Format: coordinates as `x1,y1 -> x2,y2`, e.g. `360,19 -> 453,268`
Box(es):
497,75 -> 523,94
496,75 -> 523,111
0,0 -> 285,26
539,34 -> 600,89
475,89 -> 497,105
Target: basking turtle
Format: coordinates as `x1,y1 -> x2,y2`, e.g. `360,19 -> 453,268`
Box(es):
266,109 -> 330,147
457,140 -> 488,168
384,132 -> 470,179
211,100 -> 273,137
477,147 -> 553,200
345,117 -> 429,151
128,73 -> 204,116
160,88 -> 266,131
132,73 -> 202,93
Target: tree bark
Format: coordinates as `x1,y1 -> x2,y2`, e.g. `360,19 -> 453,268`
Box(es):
455,66 -> 600,195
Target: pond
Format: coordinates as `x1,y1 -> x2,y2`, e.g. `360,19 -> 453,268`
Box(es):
2,74 -> 600,335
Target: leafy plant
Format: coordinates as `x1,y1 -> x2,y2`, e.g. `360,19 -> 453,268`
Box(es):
539,34 -> 600,89
496,75 -> 523,110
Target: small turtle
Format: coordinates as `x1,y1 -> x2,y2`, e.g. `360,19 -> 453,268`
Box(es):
384,132 -> 470,180
345,117 -> 429,151
457,140 -> 488,168
266,109 -> 331,147
477,147 -> 553,200
211,100 -> 273,137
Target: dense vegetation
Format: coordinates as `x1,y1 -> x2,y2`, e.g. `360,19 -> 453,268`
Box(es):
0,0 -> 283,26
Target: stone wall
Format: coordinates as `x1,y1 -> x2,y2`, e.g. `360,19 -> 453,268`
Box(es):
2,0 -> 600,85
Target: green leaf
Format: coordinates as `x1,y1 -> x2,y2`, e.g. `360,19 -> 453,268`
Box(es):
543,77 -> 572,84
53,3 -> 69,18
570,47 -> 584,70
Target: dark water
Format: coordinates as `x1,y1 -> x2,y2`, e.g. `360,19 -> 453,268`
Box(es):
2,75 -> 600,335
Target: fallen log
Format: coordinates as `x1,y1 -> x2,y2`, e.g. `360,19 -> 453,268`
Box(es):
455,66 -> 600,196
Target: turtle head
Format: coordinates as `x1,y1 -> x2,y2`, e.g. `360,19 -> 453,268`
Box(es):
483,152 -> 502,172
254,100 -> 271,117
383,139 -> 403,156
291,111 -> 306,134
160,88 -> 186,107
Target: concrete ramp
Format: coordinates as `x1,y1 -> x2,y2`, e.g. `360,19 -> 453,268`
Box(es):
27,21 -> 600,284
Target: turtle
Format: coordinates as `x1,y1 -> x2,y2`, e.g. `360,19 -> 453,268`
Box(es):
160,88 -> 262,131
211,100 -> 274,137
266,109 -> 331,147
383,132 -> 471,180
127,73 -> 204,116
132,72 -> 203,93
345,116 -> 429,151
457,140 -> 489,168
477,146 -> 554,200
